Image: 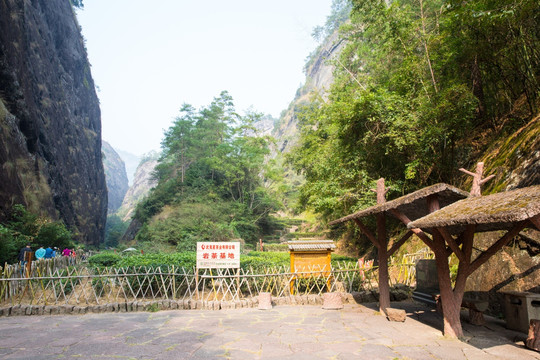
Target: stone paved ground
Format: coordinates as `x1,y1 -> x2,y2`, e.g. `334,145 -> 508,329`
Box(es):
0,301 -> 539,359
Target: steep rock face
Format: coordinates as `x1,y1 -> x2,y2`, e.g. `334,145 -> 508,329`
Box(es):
482,115 -> 540,192
102,141 -> 128,214
273,32 -> 343,155
117,157 -> 158,222
0,0 -> 107,245
116,149 -> 140,186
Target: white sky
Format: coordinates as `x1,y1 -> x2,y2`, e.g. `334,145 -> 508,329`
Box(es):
76,1 -> 332,156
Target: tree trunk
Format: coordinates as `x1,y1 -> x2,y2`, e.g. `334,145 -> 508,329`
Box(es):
471,54 -> 486,119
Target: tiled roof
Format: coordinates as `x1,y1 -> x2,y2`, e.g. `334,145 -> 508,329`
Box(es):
287,240 -> 336,251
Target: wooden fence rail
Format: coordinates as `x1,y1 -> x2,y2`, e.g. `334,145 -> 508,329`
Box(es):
0,261 -> 417,307
1,256 -> 83,300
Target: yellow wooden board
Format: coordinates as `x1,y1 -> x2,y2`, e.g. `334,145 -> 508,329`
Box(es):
291,251 -> 331,277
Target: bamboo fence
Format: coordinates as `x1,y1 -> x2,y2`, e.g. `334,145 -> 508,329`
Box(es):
0,257 -> 426,307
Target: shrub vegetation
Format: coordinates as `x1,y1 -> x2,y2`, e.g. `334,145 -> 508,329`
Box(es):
0,204 -> 73,265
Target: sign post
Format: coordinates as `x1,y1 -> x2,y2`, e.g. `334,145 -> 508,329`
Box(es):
196,242 -> 240,269
196,242 -> 241,300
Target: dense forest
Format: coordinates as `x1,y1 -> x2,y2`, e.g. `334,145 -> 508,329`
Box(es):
289,0 -> 539,223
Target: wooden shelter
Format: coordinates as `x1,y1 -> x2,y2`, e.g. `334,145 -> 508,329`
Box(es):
288,240 -> 336,294
407,184 -> 540,338
329,181 -> 468,313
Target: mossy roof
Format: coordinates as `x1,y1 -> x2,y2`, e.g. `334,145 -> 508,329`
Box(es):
329,183 -> 469,226
408,185 -> 540,234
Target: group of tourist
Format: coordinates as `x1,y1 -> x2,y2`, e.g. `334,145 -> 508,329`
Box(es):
17,244 -> 81,265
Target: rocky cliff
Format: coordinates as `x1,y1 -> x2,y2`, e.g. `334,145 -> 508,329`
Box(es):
116,149 -> 140,186
0,0 -> 107,245
272,32 -> 343,154
102,141 -> 128,214
117,156 -> 158,222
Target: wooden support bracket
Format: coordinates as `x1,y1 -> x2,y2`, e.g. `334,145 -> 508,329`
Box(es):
388,231 -> 413,257
437,227 -> 465,262
353,218 -> 380,249
469,220 -> 528,275
389,209 -> 434,250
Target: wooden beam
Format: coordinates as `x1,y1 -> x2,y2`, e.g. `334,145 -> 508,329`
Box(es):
437,227 -> 465,262
426,194 -> 440,212
468,220 -> 528,275
462,224 -> 476,261
389,209 -> 434,250
388,230 -> 413,257
353,218 -> 380,249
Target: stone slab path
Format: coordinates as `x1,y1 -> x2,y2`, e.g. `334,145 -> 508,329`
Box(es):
0,301 -> 539,359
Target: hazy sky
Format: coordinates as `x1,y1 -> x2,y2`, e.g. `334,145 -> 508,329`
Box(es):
76,1 -> 332,156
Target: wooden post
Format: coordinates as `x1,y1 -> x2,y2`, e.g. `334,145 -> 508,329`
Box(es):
377,213 -> 390,314
432,230 -> 465,338
370,178 -> 388,204
236,267 -> 240,300
370,178 -> 390,314
24,251 -> 33,278
172,265 -> 176,300
290,251 -> 295,295
459,162 -> 495,197
526,319 -> 540,351
195,267 -> 199,300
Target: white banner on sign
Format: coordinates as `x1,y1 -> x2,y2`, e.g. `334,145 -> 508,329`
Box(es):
196,242 -> 240,269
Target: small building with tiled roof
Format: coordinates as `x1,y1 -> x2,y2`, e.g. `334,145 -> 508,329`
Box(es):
287,240 -> 336,252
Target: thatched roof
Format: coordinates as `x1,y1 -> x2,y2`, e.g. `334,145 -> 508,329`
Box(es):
329,183 -> 469,226
288,240 -> 336,252
408,185 -> 540,234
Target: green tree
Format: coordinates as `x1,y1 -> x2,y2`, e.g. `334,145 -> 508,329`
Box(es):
37,222 -> 73,250
0,205 -> 73,264
312,0 -> 352,42
70,0 -> 84,9
104,215 -> 128,248
135,92 -> 282,247
0,224 -> 19,266
158,104 -> 198,184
